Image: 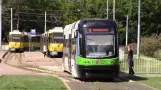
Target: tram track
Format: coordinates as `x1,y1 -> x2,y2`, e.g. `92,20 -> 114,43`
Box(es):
16,52 -> 22,65
55,70 -> 128,90
81,77 -> 125,90
54,68 -> 139,90
3,51 -> 12,64
84,81 -> 100,90
79,77 -> 155,90
3,51 -> 23,67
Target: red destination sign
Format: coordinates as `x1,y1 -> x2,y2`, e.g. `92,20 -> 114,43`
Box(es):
88,28 -> 108,32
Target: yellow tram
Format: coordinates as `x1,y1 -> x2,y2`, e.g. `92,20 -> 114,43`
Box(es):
40,27 -> 64,57
8,30 -> 24,52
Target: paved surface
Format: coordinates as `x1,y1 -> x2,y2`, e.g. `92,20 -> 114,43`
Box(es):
0,51 -> 158,90
0,62 -> 39,75
24,52 -> 63,72
0,51 -> 39,75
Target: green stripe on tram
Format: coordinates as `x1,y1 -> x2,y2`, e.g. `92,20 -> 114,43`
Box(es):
76,55 -> 119,65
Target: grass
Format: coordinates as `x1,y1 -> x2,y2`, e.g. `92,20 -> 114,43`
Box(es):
139,77 -> 161,89
125,76 -> 161,90
0,75 -> 67,90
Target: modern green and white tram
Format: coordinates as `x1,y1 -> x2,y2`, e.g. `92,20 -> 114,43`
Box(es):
62,19 -> 119,79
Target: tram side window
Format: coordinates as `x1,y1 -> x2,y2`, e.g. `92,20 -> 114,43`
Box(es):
79,34 -> 82,55
72,38 -> 76,55
48,36 -> 51,43
66,35 -> 70,48
49,34 -> 52,43
65,39 -> 67,47
31,37 -> 36,42
24,36 -> 29,42
37,37 -> 40,42
63,35 -> 66,47
65,38 -> 67,47
69,34 -> 72,50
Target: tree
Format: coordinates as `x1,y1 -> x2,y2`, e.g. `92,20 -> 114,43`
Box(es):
2,0 -> 161,45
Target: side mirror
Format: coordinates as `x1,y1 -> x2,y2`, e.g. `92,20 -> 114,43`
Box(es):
74,31 -> 78,38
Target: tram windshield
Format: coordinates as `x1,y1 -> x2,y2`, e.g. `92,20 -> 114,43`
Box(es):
12,36 -> 21,42
53,33 -> 63,43
86,35 -> 115,58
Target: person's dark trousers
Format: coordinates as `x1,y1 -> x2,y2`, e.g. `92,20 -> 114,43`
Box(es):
129,65 -> 135,75
44,52 -> 46,57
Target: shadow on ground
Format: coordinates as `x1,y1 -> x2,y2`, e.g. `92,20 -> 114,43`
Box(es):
119,72 -> 148,81
79,78 -> 117,82
76,72 -> 148,83
50,55 -> 63,58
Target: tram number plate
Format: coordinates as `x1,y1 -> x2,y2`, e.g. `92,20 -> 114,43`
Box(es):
10,48 -> 15,51
51,52 -> 58,55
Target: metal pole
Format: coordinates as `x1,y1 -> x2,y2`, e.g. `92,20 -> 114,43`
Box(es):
29,37 -> 30,52
0,0 -> 2,50
44,11 -> 46,33
107,0 -> 108,19
17,6 -> 20,30
28,34 -> 31,52
126,15 -> 128,46
113,0 -> 115,20
137,0 -> 141,59
11,8 -> 13,32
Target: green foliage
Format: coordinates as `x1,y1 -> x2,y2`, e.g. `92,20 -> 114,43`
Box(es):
154,49 -> 161,58
2,0 -> 161,45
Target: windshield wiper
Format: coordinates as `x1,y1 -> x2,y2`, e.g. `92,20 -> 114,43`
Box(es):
86,38 -> 95,41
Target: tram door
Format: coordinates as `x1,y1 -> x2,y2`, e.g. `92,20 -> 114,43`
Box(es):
68,34 -> 72,72
64,34 -> 70,72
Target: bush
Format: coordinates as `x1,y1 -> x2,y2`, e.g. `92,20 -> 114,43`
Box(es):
140,34 -> 161,57
153,49 -> 161,58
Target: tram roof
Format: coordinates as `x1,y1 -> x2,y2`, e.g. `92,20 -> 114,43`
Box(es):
48,27 -> 63,33
64,21 -> 80,32
9,30 -> 23,35
78,19 -> 117,28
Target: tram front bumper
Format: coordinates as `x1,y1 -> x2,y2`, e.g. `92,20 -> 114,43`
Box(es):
50,51 -> 58,56
76,65 -> 120,79
9,48 -> 16,51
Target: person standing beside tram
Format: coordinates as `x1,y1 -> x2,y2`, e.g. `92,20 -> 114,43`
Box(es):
127,44 -> 135,75
43,44 -> 47,57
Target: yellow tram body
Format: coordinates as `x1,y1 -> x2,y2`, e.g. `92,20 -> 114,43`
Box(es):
40,27 -> 64,57
48,27 -> 64,56
8,30 -> 24,51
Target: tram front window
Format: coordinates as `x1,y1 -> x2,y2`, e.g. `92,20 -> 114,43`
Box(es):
53,38 -> 63,43
12,36 -> 21,42
53,33 -> 63,43
86,35 -> 115,58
